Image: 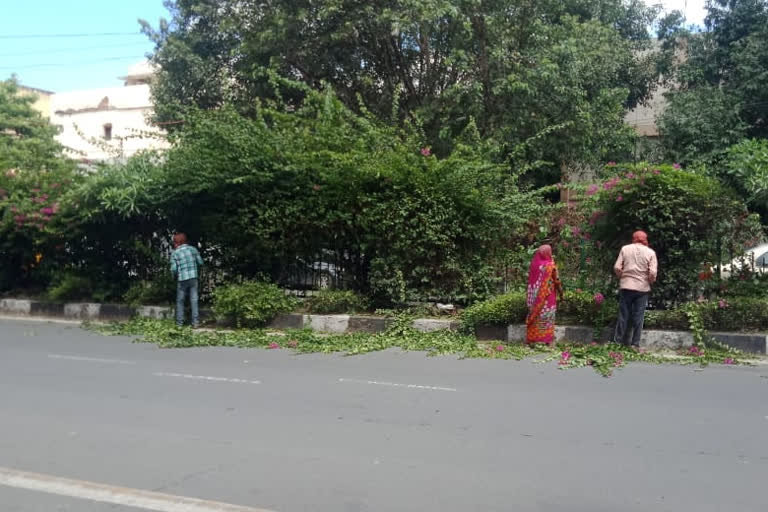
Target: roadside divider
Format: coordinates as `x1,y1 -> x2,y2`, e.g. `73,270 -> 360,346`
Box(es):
1,298 -> 764,354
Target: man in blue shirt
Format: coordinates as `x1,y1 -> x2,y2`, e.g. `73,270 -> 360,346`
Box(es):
170,232 -> 204,327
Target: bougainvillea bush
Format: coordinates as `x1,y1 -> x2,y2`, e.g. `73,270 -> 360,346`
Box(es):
568,164 -> 761,305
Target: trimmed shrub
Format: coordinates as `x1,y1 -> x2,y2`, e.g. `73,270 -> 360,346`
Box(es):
46,274 -> 93,302
699,298 -> 768,331
123,276 -> 176,307
305,290 -> 370,314
460,292 -> 528,332
212,281 -> 297,328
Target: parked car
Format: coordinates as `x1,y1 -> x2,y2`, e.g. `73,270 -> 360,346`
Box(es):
720,243 -> 768,278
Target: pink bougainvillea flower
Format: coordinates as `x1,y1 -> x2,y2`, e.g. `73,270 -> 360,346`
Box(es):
583,232 -> 591,240
267,342 -> 280,350
594,292 -> 605,305
718,299 -> 728,309
496,345 -> 505,352
571,226 -> 581,237
586,184 -> 599,196
723,357 -> 735,365
558,351 -> 572,365
625,172 -> 635,179
673,163 -> 681,169
420,147 -> 431,156
616,195 -> 623,202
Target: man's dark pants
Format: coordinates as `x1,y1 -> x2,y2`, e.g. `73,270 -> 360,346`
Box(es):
176,278 -> 199,327
613,289 -> 649,346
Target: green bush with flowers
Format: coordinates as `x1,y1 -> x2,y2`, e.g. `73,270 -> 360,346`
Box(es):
571,163 -> 761,305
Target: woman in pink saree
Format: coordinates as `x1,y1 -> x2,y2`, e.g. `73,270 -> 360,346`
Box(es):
526,244 -> 563,345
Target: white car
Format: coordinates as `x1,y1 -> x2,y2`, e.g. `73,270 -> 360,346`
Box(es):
720,243 -> 768,278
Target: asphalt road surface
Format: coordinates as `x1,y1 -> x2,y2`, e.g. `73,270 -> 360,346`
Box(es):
1,317 -> 767,511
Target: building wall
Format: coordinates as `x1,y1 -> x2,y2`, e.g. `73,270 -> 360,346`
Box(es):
50,83 -> 168,161
624,84 -> 668,137
17,86 -> 52,119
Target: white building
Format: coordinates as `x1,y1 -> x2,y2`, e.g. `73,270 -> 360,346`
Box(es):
50,61 -> 168,161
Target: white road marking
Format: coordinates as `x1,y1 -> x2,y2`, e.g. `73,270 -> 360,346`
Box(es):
153,372 -> 261,385
338,377 -> 457,392
48,354 -> 136,365
0,466 -> 276,512
0,315 -> 85,325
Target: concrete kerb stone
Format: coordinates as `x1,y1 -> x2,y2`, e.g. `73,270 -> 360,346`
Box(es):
412,318 -> 459,332
0,299 -> 32,316
63,303 -> 102,320
306,314 -> 350,333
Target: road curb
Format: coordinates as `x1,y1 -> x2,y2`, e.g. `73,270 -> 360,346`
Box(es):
1,298 -> 765,354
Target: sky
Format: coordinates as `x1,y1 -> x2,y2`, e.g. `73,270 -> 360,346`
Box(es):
0,0 -> 169,92
1,0 -> 707,93
658,0 -> 708,26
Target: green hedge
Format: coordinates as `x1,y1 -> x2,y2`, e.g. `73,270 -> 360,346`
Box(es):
460,290 -> 617,332
462,293 -> 768,333
212,281 -> 298,328
305,290 -> 370,314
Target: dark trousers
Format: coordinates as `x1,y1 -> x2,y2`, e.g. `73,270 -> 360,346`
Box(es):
613,289 -> 649,346
176,278 -> 199,327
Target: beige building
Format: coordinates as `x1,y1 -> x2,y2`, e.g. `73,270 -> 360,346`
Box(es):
50,61 -> 168,161
17,85 -> 53,119
625,84 -> 668,138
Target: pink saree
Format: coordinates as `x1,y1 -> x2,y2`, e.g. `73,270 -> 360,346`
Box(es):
526,245 -> 561,344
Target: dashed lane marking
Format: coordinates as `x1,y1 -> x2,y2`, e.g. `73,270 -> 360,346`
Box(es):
338,377 -> 457,392
48,354 -> 136,365
153,372 -> 261,385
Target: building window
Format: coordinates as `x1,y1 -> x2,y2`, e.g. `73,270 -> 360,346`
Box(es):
103,123 -> 112,140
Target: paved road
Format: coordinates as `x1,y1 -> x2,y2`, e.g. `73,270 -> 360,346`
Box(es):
1,317 -> 767,512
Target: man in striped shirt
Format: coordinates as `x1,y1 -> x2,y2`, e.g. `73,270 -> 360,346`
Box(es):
170,232 -> 204,327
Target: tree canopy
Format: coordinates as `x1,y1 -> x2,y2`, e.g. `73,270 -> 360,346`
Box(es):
142,0 -> 665,181
0,79 -> 65,173
658,0 -> 768,164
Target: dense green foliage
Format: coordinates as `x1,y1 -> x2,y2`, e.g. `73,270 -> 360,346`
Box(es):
585,164 -> 760,304
659,0 -> 768,165
0,79 -> 80,292
305,290 -> 371,314
211,281 -> 298,327
142,0 -> 667,182
460,289 -> 617,332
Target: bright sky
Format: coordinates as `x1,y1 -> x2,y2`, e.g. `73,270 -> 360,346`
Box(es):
1,0 -> 708,93
657,0 -> 708,26
0,0 -> 169,92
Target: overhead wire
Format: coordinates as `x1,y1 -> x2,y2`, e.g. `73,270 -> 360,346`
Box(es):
0,32 -> 144,39
0,55 -> 148,70
0,42 -> 152,58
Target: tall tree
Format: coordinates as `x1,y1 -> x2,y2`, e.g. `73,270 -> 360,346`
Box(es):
658,0 -> 768,164
142,0 -> 663,180
0,79 -> 64,173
